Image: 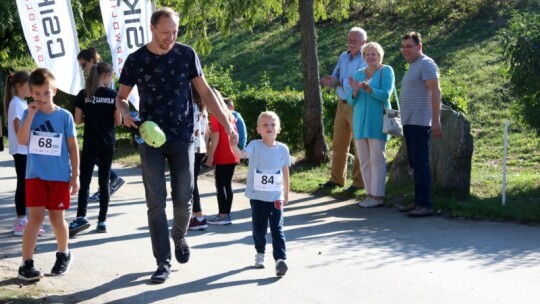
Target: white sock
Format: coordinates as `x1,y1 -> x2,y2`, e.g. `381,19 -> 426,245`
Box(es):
196,216 -> 205,221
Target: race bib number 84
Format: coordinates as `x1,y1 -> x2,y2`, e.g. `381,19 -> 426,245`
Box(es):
254,169 -> 282,192
29,130 -> 63,156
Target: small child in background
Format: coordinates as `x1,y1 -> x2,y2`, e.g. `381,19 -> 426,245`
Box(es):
223,97 -> 247,149
206,89 -> 239,225
231,111 -> 291,277
3,71 -> 34,236
16,68 -> 79,281
188,88 -> 209,230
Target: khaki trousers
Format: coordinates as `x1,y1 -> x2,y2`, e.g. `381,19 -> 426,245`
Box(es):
329,101 -> 364,188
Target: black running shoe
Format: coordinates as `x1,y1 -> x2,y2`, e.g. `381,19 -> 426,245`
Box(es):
150,263 -> 171,283
18,259 -> 44,282
318,181 -> 341,189
51,251 -> 72,275
175,238 -> 190,264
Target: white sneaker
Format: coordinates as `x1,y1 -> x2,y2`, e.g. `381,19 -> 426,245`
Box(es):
275,259 -> 288,277
357,196 -> 370,207
254,253 -> 265,269
358,197 -> 384,208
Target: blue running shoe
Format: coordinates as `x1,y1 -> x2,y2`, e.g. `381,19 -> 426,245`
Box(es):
69,217 -> 90,237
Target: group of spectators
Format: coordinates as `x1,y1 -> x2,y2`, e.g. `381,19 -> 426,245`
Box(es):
319,27 -> 443,217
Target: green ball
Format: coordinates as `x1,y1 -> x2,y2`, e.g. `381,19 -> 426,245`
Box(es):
139,121 -> 166,148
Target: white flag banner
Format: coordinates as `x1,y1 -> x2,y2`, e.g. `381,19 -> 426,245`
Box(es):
16,0 -> 84,95
100,0 -> 154,110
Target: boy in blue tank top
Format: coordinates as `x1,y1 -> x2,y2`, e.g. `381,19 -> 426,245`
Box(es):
232,111 -> 291,277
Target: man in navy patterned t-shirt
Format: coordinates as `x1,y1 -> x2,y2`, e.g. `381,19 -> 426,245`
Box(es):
116,7 -> 239,284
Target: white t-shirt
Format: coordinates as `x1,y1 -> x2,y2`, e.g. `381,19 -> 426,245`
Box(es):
8,96 -> 28,155
245,140 -> 291,202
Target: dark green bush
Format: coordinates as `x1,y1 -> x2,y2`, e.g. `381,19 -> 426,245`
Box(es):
234,87 -> 337,151
500,7 -> 540,130
321,90 -> 339,138
234,88 -> 303,151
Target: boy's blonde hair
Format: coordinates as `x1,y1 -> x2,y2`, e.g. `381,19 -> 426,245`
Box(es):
29,68 -> 56,90
257,111 -> 281,128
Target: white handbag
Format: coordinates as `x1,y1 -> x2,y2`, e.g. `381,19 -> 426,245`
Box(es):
382,84 -> 403,136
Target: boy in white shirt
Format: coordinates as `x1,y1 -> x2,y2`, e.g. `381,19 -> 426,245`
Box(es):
232,111 -> 290,277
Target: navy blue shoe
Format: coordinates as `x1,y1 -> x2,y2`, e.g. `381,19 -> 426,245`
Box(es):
69,217 -> 90,237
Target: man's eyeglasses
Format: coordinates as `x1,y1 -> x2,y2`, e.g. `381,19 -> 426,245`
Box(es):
400,44 -> 418,51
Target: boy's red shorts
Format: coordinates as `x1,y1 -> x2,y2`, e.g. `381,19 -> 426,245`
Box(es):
26,178 -> 70,210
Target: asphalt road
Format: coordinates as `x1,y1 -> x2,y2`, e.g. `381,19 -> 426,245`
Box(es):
1,150 -> 539,303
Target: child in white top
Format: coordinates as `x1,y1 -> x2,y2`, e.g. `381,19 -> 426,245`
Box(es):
3,71 -> 32,235
232,111 -> 291,277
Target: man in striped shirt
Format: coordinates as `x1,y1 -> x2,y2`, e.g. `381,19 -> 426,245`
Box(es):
397,32 -> 443,217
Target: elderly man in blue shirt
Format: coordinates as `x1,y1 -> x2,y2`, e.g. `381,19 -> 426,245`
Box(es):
319,27 -> 367,192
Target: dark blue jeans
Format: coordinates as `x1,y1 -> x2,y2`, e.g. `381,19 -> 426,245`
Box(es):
403,125 -> 432,208
140,141 -> 193,265
250,199 -> 286,261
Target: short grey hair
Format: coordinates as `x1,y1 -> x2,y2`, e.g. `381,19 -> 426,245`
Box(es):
350,27 -> 367,41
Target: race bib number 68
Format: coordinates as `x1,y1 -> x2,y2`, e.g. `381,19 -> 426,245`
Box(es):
28,130 -> 63,156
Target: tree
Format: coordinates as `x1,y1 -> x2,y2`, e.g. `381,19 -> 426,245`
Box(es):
0,1 -> 26,62
298,0 -> 327,162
